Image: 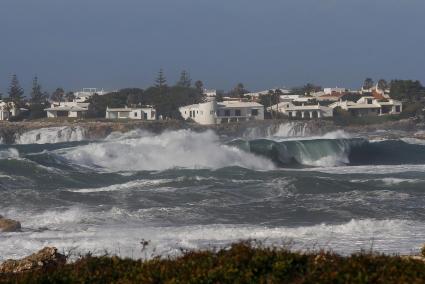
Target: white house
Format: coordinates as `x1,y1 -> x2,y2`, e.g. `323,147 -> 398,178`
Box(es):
45,101 -> 90,118
329,96 -> 402,116
216,101 -> 264,123
244,88 -> 291,102
268,102 -> 333,119
105,106 -> 156,120
74,88 -> 109,103
0,101 -> 20,121
324,87 -> 346,95
179,99 -> 264,125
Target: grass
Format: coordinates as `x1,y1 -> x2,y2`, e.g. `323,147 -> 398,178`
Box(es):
2,242 -> 425,283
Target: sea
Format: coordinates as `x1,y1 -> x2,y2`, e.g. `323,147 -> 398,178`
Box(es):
1,123 -> 425,261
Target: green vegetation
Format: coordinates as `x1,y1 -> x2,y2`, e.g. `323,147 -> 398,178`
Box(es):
2,242 -> 425,283
88,85 -> 205,119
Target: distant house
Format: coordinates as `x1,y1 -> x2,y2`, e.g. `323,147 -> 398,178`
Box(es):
329,96 -> 402,116
216,101 -> 265,123
179,99 -> 264,125
0,101 -> 20,121
105,106 -> 156,120
74,88 -> 109,103
324,87 -> 346,95
268,102 -> 333,119
244,88 -> 291,102
45,101 -> 90,118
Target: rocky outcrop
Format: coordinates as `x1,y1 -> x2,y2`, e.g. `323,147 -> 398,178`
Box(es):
0,215 -> 21,232
0,247 -> 66,274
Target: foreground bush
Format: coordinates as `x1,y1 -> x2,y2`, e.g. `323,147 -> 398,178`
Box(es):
2,242 -> 425,283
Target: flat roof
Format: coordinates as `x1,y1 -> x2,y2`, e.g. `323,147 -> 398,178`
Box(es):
218,101 -> 263,108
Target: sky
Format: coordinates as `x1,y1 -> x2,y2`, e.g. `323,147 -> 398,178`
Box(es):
0,0 -> 424,94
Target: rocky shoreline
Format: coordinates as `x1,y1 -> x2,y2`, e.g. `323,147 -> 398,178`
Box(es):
1,118 -> 425,144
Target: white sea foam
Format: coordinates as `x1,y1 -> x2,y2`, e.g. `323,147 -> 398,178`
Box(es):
60,130 -> 275,172
350,178 -> 421,186
69,179 -> 173,193
0,217 -> 422,261
401,138 -> 425,145
299,164 -> 425,174
0,148 -> 19,159
16,127 -> 86,144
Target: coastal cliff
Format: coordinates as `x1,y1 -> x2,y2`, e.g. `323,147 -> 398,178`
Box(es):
0,118 -> 424,144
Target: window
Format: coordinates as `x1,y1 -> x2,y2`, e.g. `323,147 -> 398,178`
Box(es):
134,112 -> 138,117
144,113 -> 148,119
251,109 -> 258,116
224,110 -> 230,116
235,110 -> 241,116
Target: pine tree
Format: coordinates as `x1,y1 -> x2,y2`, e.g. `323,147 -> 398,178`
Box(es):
155,69 -> 167,89
8,74 -> 24,107
177,70 -> 191,88
30,76 -> 47,104
28,76 -> 48,119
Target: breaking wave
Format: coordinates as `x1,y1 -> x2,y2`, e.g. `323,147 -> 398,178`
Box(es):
16,126 -> 86,144
233,138 -> 425,167
59,130 -> 275,172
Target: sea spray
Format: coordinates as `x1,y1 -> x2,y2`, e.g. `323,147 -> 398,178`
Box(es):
60,130 -> 275,171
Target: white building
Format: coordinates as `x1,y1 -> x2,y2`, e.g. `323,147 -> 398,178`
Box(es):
324,87 -> 346,95
244,88 -> 291,102
329,96 -> 402,116
216,101 -> 265,123
268,102 -> 333,119
74,88 -> 109,103
106,106 -> 156,120
179,99 -> 264,125
45,101 -> 90,118
0,101 -> 19,121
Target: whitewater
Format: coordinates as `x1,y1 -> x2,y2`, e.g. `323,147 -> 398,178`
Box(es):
2,125 -> 425,261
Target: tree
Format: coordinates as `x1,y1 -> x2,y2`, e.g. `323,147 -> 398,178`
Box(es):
194,80 -> 204,93
155,69 -> 167,93
390,80 -> 425,102
230,83 -> 248,98
51,88 -> 65,102
30,76 -> 47,104
177,70 -> 191,88
65,92 -> 76,102
8,74 -> 24,107
377,79 -> 388,91
302,83 -> 322,95
29,76 -> 48,119
363,78 -> 374,90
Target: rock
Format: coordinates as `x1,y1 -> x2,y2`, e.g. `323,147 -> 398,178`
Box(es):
0,247 -> 66,274
0,216 -> 21,232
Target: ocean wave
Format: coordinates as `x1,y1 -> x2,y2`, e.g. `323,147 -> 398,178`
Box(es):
0,218 -> 421,261
59,130 -> 275,172
350,178 -> 422,186
69,179 -> 174,193
0,148 -> 20,159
